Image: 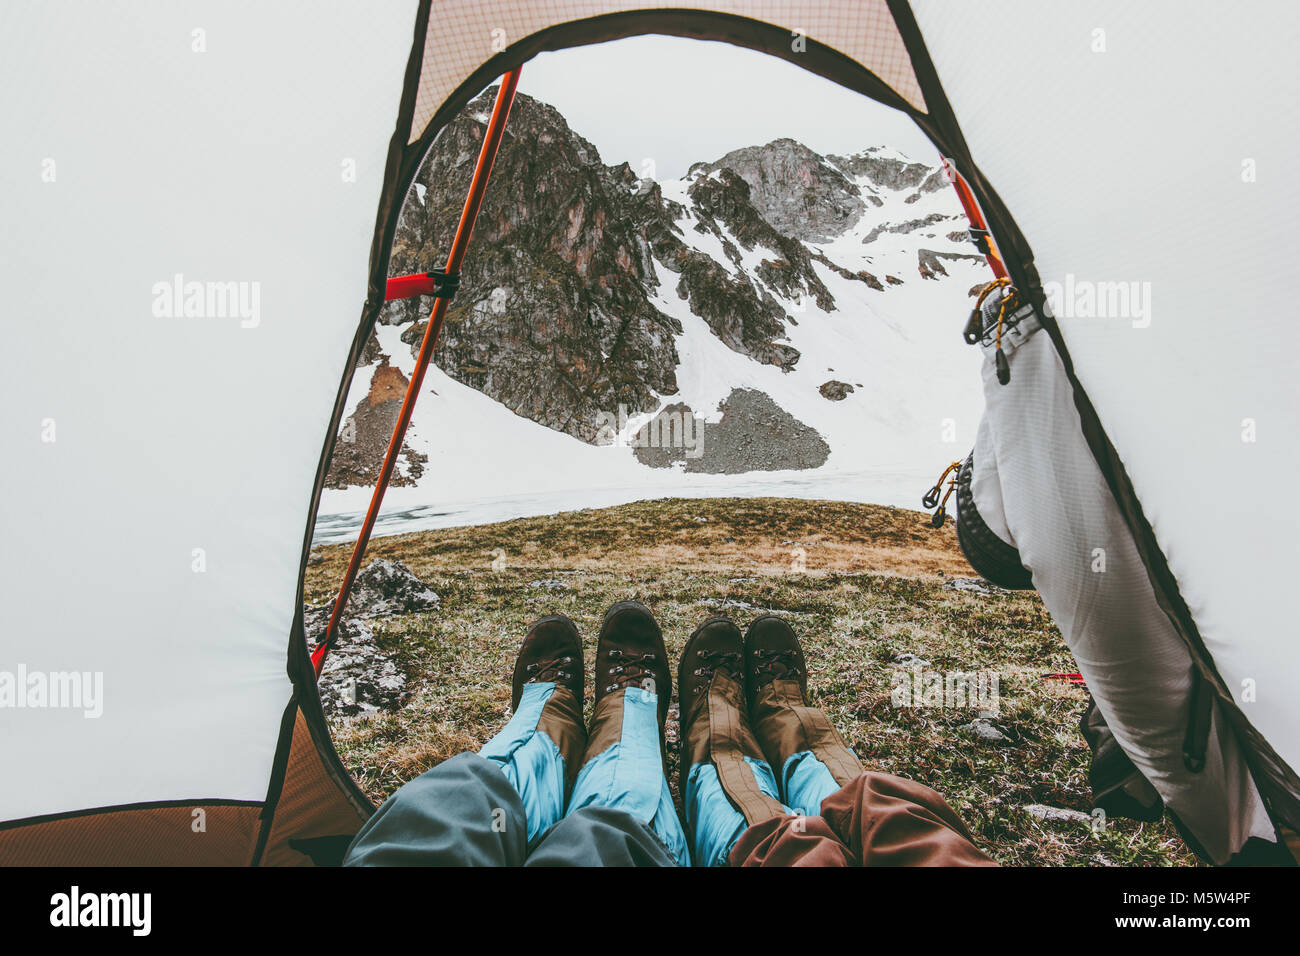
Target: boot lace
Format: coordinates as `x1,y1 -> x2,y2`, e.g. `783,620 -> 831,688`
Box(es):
688,650 -> 742,697
752,648 -> 802,685
604,649 -> 658,694
525,655 -> 574,685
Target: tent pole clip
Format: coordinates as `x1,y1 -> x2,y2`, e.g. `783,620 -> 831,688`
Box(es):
426,268 -> 460,300
966,226 -> 993,257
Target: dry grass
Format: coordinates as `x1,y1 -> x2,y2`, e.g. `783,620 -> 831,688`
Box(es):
308,497 -> 1198,866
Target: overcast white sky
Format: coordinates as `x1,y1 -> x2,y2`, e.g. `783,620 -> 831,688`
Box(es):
516,35 -> 940,180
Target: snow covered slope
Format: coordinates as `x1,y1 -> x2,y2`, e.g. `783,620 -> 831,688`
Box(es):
316,102 -> 993,542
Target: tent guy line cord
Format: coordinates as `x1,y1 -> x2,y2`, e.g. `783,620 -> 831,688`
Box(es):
311,68 -> 523,680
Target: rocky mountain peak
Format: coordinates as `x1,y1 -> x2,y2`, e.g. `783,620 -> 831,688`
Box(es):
325,88 -> 980,492
829,146 -> 949,199
691,137 -> 866,242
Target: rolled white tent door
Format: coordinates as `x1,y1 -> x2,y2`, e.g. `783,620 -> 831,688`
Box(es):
963,291 -> 1273,863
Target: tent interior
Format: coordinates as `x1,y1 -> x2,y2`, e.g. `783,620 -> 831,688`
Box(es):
2,1 -> 1297,868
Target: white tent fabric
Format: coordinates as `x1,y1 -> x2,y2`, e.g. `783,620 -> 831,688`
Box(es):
0,1 -> 419,821
913,0 -> 1300,781
970,306 -> 1273,862
1,0 -> 1294,863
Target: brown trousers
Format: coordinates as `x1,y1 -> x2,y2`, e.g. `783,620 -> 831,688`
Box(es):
729,770 -> 997,867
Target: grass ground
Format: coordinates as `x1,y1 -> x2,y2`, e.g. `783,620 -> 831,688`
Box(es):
304,496 -> 1197,866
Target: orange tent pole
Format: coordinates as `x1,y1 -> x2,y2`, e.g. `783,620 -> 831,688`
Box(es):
312,68 -> 522,679
946,160 -> 1008,280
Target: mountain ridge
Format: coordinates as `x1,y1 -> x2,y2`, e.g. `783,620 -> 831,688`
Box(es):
324,89 -> 988,494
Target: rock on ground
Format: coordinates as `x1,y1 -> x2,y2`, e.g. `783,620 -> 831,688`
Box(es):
960,717 -> 1011,743
633,388 -> 830,473
1023,804 -> 1093,825
346,559 -> 441,617
302,559 -> 439,717
943,577 -> 1010,596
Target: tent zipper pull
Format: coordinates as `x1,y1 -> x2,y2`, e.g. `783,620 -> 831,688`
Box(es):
995,347 -> 1010,385
923,460 -> 963,527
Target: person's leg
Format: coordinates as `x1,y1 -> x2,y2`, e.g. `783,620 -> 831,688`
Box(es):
745,615 -> 863,815
344,752 -> 528,866
345,615 -> 586,865
780,750 -> 845,817
564,601 -> 687,866
678,617 -> 789,866
730,770 -> 996,867
735,615 -> 993,866
525,807 -> 679,867
477,614 -> 586,846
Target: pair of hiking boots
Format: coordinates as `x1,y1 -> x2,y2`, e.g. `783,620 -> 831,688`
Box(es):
513,600 -> 861,821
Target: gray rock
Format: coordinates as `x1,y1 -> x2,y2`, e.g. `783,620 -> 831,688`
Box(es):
527,578 -> 571,592
960,717 -> 1010,742
892,653 -> 932,667
390,91 -> 682,445
861,212 -> 954,245
819,380 -> 854,401
828,148 -> 937,192
694,138 -> 866,242
1023,804 -> 1093,825
301,559 -> 437,716
700,598 -> 811,617
918,247 -> 986,280
633,389 -> 829,474
943,577 -> 1010,596
325,362 -> 427,490
346,559 -> 440,617
300,614 -> 404,719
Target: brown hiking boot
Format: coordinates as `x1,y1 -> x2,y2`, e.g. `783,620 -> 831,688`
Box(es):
577,601 -> 673,781
744,615 -> 862,792
677,616 -> 745,712
679,616 -> 786,828
593,601 -> 671,725
743,614 -> 808,702
510,613 -> 583,711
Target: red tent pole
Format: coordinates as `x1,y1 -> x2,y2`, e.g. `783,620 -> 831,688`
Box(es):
312,68 -> 521,679
946,160 -> 1008,280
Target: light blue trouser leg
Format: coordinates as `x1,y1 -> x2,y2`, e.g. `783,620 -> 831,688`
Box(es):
781,751 -> 844,817
684,755 -> 787,866
479,682 -> 569,846
567,687 -> 690,866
